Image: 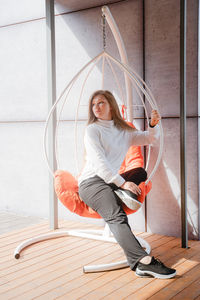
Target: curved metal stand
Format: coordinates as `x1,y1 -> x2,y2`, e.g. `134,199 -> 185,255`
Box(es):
14,225 -> 151,273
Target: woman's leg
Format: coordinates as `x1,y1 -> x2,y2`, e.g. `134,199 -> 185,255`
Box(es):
79,175 -> 148,270
109,168 -> 147,211
121,167 -> 147,185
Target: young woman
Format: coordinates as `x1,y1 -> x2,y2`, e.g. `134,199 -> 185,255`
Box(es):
78,90 -> 176,279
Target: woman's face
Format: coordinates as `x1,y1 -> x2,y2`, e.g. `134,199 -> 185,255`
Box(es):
92,94 -> 112,120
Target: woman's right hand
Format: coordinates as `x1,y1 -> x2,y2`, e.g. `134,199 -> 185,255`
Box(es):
120,181 -> 141,195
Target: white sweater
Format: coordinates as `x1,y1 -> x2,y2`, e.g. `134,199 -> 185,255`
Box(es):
78,119 -> 159,187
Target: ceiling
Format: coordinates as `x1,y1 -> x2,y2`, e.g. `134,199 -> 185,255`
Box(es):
55,0 -> 127,14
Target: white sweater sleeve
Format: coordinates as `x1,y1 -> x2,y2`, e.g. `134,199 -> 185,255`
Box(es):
129,125 -> 160,146
84,126 -> 125,187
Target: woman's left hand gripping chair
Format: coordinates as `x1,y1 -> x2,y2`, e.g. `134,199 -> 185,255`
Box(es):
14,143 -> 152,273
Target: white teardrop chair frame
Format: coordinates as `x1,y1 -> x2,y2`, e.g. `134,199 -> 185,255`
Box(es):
14,6 -> 163,273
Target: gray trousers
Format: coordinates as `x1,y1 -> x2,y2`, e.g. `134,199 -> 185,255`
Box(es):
79,168 -> 148,270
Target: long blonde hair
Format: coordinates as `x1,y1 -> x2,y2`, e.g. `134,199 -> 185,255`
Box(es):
87,90 -> 135,131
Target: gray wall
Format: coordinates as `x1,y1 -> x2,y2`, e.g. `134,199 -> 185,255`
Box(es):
0,0 -> 199,239
145,0 -> 199,239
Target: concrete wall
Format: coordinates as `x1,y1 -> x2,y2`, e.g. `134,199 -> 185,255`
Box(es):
145,0 -> 199,239
0,0 -> 199,238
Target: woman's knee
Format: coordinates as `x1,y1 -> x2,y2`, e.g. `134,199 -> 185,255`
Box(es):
79,178 -> 126,223
121,167 -> 147,185
137,167 -> 147,182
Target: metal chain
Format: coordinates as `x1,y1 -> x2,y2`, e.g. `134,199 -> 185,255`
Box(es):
101,13 -> 106,50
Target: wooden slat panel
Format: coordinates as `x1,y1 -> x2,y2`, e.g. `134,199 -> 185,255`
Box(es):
1,237 -> 93,278
0,221 -> 98,261
0,238 -> 121,299
1,237 -> 114,279
24,234 -> 162,300
172,275 -> 200,299
148,264 -> 200,300
102,241 -> 200,300
123,251 -> 200,299
0,220 -> 200,300
7,248 -> 124,299
0,220 -> 97,259
48,236 -> 179,299
56,267 -> 130,300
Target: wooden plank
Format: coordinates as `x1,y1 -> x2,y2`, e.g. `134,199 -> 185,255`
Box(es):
46,236 -> 183,299
0,224 -> 146,271
18,237 -> 162,299
148,264 -> 200,300
150,236 -> 176,249
0,219 -> 92,241
171,277 -> 200,300
67,267 -> 135,300
74,241 -> 180,300
81,250 -> 178,300
5,237 -> 174,297
0,239 -> 121,297
102,242 -> 200,300
56,267 -> 130,300
34,260 -> 129,300
0,223 -> 110,273
0,220 -> 97,259
123,253 -> 200,299
0,236 -> 88,272
0,220 -> 94,258
152,239 -> 199,263
0,219 -> 93,242
3,246 -> 124,299
0,220 -> 200,300
0,238 -> 113,280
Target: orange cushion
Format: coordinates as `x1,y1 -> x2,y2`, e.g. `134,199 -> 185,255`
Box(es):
119,122 -> 144,173
54,170 -> 101,219
54,171 -> 152,219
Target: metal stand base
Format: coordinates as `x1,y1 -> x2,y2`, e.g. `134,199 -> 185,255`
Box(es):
14,225 -> 151,273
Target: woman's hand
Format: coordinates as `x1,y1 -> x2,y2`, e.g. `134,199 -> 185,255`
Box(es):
150,110 -> 161,127
120,181 -> 141,195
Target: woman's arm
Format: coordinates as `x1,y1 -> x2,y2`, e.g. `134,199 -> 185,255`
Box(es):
121,110 -> 161,195
129,110 -> 161,146
84,126 -> 125,187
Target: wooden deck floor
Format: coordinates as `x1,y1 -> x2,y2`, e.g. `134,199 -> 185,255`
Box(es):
0,219 -> 200,300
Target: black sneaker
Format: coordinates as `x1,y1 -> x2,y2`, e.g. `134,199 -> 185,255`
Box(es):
136,257 -> 176,279
114,189 -> 141,210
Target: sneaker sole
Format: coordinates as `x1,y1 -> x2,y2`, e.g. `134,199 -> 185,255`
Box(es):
136,269 -> 176,279
114,190 -> 141,210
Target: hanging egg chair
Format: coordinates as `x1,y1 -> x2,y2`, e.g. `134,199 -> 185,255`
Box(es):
14,6 -> 163,273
